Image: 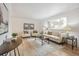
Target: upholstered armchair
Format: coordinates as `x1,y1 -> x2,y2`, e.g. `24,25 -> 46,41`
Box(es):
31,30 -> 39,37
21,31 -> 30,38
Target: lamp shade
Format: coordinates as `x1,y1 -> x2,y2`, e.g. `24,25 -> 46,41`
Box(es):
64,25 -> 72,32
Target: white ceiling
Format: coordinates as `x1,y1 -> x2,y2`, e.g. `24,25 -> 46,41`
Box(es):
11,3 -> 79,20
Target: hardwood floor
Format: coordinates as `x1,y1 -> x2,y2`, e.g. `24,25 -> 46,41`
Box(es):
8,38 -> 79,56
47,46 -> 79,56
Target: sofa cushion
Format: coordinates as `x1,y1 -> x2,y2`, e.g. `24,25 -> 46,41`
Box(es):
52,32 -> 60,37
33,30 -> 38,33
24,31 -> 29,34
47,32 -> 52,35
43,34 -> 62,43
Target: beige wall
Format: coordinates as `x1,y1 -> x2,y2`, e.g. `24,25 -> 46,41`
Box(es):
10,17 -> 42,33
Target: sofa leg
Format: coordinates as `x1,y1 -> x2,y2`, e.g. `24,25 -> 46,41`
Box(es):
48,40 -> 50,44
41,40 -> 43,45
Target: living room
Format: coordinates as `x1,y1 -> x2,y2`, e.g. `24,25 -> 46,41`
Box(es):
0,3 -> 79,56
10,3 -> 79,46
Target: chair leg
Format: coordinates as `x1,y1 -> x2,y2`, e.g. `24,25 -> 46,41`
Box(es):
14,49 -> 16,56
41,39 -> 43,45
17,47 -> 20,56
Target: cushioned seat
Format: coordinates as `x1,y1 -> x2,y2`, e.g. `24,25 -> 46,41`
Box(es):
43,31 -> 63,43
31,30 -> 39,37
21,31 -> 30,38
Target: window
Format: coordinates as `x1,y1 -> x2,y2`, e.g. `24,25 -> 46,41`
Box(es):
43,17 -> 67,30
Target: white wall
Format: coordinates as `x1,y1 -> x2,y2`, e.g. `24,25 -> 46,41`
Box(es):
47,8 -> 79,31
11,17 -> 42,33
8,4 -> 12,38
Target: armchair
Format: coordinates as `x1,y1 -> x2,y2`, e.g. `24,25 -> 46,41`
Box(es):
21,31 -> 30,38
31,30 -> 39,37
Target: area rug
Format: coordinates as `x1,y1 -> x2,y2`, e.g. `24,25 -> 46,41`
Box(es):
26,38 -> 63,56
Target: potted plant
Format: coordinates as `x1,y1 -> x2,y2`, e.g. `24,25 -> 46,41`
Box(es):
11,33 -> 18,42
12,33 -> 17,38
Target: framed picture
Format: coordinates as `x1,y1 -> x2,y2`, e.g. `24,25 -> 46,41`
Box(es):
30,24 -> 34,29
0,3 -> 8,35
24,23 -> 29,29
24,23 -> 34,30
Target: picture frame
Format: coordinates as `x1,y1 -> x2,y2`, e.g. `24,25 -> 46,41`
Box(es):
29,24 -> 34,29
24,23 -> 34,30
0,3 -> 8,35
24,23 -> 29,29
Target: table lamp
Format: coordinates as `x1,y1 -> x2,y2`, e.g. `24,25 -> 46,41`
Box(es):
64,25 -> 72,37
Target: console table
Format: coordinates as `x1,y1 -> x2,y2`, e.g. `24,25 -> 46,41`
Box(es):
0,37 -> 22,56
62,36 -> 77,50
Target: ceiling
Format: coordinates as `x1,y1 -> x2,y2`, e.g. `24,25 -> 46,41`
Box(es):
11,3 -> 79,20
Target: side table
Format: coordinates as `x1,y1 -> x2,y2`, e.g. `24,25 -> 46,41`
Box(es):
62,36 -> 77,50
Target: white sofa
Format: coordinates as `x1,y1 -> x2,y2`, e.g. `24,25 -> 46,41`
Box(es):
43,32 -> 63,43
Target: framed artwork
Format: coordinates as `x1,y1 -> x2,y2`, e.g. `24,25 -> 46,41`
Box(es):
24,23 -> 34,30
30,24 -> 34,29
0,3 -> 8,35
24,23 -> 29,29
